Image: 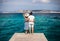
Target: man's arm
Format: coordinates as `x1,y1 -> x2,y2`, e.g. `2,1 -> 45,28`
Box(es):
29,16 -> 35,22
32,16 -> 35,22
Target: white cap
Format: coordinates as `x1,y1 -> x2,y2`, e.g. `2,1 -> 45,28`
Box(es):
25,13 -> 29,17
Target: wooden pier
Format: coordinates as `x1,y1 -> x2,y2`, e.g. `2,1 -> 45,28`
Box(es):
9,33 -> 48,41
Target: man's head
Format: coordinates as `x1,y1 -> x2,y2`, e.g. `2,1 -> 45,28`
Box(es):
30,12 -> 33,15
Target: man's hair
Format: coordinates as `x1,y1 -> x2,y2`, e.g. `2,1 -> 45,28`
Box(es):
30,12 -> 32,15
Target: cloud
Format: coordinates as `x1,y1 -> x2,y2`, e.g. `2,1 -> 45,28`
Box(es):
2,0 -> 60,12
32,0 -> 50,3
3,0 -> 33,6
32,0 -> 40,3
41,0 -> 50,3
2,0 -> 34,12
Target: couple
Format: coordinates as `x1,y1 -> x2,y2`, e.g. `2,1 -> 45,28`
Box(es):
23,12 -> 35,34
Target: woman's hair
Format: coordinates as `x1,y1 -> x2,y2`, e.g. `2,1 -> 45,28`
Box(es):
25,16 -> 28,18
30,12 -> 32,15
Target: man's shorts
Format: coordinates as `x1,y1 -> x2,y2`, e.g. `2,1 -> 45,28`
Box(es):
24,22 -> 29,30
29,22 -> 34,28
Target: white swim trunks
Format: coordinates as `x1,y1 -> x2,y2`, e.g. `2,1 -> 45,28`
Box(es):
29,22 -> 34,28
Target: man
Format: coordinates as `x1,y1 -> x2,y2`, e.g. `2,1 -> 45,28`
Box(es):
23,12 -> 29,34
28,12 -> 35,33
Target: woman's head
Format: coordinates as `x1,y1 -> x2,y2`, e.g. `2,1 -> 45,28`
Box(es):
25,13 -> 29,17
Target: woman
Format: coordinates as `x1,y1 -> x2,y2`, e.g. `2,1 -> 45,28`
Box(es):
23,12 -> 29,34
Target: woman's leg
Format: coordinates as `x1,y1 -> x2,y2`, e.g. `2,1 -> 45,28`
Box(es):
25,30 -> 28,34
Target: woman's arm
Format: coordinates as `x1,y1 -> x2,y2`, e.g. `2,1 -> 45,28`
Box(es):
23,14 -> 25,18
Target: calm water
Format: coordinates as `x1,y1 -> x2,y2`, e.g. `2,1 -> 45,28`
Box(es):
0,13 -> 60,41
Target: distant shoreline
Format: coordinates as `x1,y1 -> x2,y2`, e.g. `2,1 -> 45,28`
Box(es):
0,12 -> 60,14
1,10 -> 60,13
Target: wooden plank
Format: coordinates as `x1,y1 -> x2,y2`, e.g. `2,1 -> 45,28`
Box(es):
9,33 -> 48,41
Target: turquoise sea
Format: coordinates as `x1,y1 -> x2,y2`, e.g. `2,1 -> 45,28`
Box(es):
0,13 -> 60,41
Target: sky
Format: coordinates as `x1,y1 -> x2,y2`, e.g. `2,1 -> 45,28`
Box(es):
0,0 -> 60,12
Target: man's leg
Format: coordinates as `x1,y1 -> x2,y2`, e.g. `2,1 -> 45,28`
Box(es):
31,24 -> 34,33
32,27 -> 34,33
29,27 -> 31,33
29,24 -> 31,33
